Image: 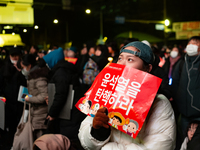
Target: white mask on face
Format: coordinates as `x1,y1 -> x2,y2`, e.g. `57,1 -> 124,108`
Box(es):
21,68 -> 30,77
10,59 -> 17,64
170,51 -> 178,58
186,44 -> 199,56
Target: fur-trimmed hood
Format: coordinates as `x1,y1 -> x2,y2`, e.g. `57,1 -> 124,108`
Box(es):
28,66 -> 49,80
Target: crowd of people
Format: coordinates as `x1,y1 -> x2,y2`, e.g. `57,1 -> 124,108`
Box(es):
0,36 -> 200,150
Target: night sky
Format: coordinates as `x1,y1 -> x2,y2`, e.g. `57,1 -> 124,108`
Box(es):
21,0 -> 200,49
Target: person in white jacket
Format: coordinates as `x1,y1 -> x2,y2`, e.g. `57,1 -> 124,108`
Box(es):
78,41 -> 176,150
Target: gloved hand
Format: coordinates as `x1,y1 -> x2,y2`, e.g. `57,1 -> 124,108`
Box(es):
93,107 -> 109,129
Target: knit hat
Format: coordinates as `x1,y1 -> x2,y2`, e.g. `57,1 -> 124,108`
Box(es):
120,41 -> 153,64
43,47 -> 64,69
69,46 -> 77,53
9,47 -> 22,55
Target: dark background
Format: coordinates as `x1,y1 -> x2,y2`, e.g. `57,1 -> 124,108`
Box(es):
2,0 -> 200,50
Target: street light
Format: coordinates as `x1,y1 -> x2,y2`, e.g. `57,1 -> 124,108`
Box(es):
85,9 -> 91,14
23,29 -> 27,32
53,19 -> 58,24
165,19 -> 170,26
34,25 -> 39,29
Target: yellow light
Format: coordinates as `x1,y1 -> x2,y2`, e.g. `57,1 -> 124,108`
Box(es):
103,37 -> 108,42
12,32 -> 15,35
165,19 -> 170,26
23,29 -> 27,32
2,30 -> 5,34
0,37 -> 4,47
53,19 -> 58,24
85,9 -> 91,14
108,57 -> 113,63
4,25 -> 13,29
34,25 -> 39,29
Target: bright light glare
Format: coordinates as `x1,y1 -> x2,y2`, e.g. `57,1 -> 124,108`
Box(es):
108,57 -> 113,62
12,32 -> 15,35
34,25 -> 39,29
85,9 -> 91,14
53,19 -> 58,24
4,25 -> 13,29
23,29 -> 27,32
103,37 -> 108,42
165,19 -> 170,26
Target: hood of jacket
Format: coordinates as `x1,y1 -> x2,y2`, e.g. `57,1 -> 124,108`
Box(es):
43,47 -> 64,69
28,66 -> 49,80
33,134 -> 71,150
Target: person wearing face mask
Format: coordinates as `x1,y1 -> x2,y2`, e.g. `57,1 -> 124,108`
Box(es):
171,36 -> 200,149
20,54 -> 49,141
0,47 -> 27,149
78,41 -> 176,150
162,46 -> 182,80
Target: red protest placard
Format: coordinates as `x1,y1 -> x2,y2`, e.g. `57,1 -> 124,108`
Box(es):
75,63 -> 162,139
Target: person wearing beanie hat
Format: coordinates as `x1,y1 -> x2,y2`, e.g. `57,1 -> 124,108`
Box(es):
9,47 -> 22,56
78,41 -> 176,150
42,47 -> 86,146
66,46 -> 77,58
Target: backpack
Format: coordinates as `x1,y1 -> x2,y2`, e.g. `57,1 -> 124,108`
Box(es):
82,58 -> 99,85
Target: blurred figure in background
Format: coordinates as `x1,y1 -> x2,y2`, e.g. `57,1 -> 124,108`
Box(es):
0,47 -> 26,148
66,46 -> 77,58
38,50 -> 47,59
41,47 -> 85,149
29,45 -> 39,58
0,47 -> 8,68
171,36 -> 200,149
106,41 -> 119,63
75,43 -> 90,80
119,37 -> 139,49
162,46 -> 182,80
180,120 -> 200,150
21,54 -> 49,141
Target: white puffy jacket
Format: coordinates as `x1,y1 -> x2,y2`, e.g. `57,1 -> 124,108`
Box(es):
78,94 -> 176,150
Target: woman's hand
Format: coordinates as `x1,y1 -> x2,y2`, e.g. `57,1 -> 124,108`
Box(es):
25,95 -> 29,101
46,115 -> 55,121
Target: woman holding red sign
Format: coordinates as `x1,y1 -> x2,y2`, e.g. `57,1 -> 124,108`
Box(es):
78,41 -> 176,150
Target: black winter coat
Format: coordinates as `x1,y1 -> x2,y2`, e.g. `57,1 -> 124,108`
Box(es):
48,60 -> 86,139
187,124 -> 200,150
0,58 -> 27,135
151,55 -> 171,99
171,55 -> 200,117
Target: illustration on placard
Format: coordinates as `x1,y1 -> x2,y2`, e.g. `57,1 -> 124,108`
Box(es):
108,112 -> 125,129
123,118 -> 139,137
